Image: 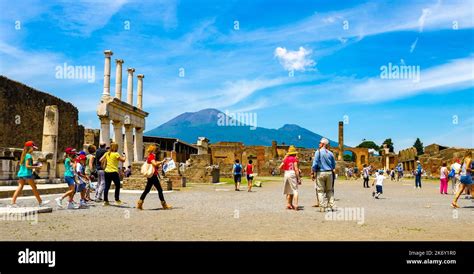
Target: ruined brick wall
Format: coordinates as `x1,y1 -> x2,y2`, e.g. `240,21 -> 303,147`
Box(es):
0,76 -> 84,156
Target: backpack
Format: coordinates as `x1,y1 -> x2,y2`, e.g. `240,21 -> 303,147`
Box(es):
448,168 -> 455,178
100,152 -> 109,170
234,164 -> 242,173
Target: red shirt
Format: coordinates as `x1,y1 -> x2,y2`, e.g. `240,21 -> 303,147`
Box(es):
282,156 -> 298,171
147,153 -> 159,175
246,164 -> 253,174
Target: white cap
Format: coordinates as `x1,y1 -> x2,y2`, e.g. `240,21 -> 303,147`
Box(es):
320,138 -> 329,145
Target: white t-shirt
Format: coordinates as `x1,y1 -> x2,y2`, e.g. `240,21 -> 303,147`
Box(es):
440,167 -> 448,179
451,163 -> 461,174
375,174 -> 385,186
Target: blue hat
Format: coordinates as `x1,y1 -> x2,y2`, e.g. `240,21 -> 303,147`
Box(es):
78,151 -> 86,156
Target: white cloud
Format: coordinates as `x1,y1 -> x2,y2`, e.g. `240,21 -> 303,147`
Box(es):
418,8 -> 432,32
274,47 -> 316,72
410,37 -> 418,53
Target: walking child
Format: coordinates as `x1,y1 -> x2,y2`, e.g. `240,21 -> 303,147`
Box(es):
372,170 -> 385,199
75,154 -> 89,208
55,148 -> 78,209
10,141 -> 50,207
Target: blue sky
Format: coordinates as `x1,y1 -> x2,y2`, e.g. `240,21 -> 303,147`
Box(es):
0,0 -> 472,151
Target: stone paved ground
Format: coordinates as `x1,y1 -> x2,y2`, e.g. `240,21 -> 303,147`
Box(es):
0,177 -> 472,241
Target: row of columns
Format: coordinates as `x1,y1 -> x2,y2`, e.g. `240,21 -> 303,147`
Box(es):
100,50 -> 145,167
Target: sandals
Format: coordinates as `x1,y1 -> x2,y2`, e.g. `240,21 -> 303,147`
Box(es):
286,205 -> 294,210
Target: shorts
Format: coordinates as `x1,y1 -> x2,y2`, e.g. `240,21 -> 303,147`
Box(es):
233,174 -> 242,183
460,175 -> 472,185
247,174 -> 254,181
76,182 -> 86,193
65,176 -> 75,186
376,185 -> 383,193
18,175 -> 33,180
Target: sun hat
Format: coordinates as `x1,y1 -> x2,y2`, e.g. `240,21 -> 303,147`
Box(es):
65,147 -> 77,155
286,145 -> 298,156
24,141 -> 38,149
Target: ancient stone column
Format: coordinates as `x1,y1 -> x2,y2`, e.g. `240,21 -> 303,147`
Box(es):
134,127 -> 144,161
338,121 -> 343,161
103,50 -> 113,96
136,74 -> 144,109
114,59 -> 124,100
123,125 -> 134,167
126,68 -> 135,106
99,117 -> 111,146
42,105 -> 59,179
112,120 -> 123,153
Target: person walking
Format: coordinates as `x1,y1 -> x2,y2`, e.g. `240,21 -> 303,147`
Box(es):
10,141 -> 50,207
451,151 -> 473,208
100,142 -> 126,206
136,145 -> 172,210
245,159 -> 254,192
415,160 -> 423,189
372,170 -> 386,199
84,145 -> 96,202
439,162 -> 449,195
232,159 -> 243,191
362,164 -> 370,188
450,159 -> 462,195
55,148 -> 78,209
94,143 -> 107,202
279,145 -> 301,210
311,138 -> 336,212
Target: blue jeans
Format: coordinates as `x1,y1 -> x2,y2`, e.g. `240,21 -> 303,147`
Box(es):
415,175 -> 422,188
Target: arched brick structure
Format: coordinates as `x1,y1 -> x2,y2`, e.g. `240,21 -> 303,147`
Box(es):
330,147 -> 369,171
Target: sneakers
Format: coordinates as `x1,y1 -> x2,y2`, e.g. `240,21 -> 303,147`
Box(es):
67,202 -> 77,209
79,200 -> 88,209
161,201 -> 172,210
55,197 -> 63,207
95,198 -> 103,202
39,200 -> 50,207
103,201 -> 110,206
115,200 -> 123,206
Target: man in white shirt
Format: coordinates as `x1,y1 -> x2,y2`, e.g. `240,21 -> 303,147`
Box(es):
450,159 -> 462,194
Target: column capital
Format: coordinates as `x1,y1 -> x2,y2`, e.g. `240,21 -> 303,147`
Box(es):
112,120 -> 123,125
104,50 -> 113,57
115,59 -> 124,64
99,116 -> 110,122
137,74 -> 144,79
127,68 -> 136,73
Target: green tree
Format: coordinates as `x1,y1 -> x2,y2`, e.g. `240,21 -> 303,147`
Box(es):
382,138 -> 394,153
357,140 -> 380,150
414,138 -> 424,155
343,154 -> 353,161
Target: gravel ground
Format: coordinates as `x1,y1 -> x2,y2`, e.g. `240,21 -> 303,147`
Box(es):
0,177 -> 473,241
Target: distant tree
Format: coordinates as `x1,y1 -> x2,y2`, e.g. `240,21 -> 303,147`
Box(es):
343,154 -> 353,161
382,138 -> 394,153
414,138 -> 424,155
357,140 -> 380,150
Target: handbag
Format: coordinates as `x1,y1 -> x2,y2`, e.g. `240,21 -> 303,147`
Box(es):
141,161 -> 155,178
448,168 -> 455,178
100,152 -> 108,170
